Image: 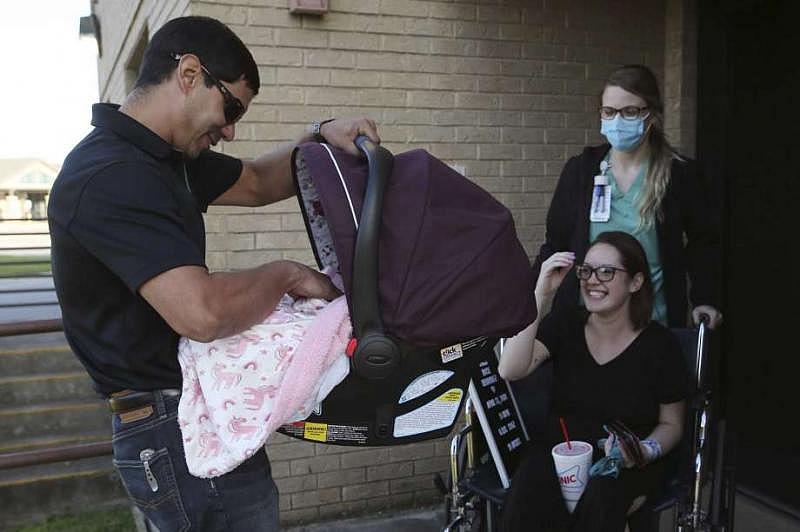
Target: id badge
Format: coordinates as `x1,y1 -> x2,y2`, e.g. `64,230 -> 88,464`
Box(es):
589,174 -> 610,222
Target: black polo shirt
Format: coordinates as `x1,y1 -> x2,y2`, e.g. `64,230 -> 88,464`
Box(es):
48,103 -> 242,396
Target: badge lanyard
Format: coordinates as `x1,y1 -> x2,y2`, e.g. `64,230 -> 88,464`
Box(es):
590,158 -> 611,222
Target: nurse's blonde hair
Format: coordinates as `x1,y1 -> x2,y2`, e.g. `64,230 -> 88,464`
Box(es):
605,65 -> 681,229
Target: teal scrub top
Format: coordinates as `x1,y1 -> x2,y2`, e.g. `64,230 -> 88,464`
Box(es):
588,159 -> 668,325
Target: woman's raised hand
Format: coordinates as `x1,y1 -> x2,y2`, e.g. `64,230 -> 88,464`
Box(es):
535,251 -> 575,299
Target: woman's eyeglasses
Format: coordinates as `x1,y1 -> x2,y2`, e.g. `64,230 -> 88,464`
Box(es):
172,53 -> 245,125
599,105 -> 649,121
575,264 -> 627,282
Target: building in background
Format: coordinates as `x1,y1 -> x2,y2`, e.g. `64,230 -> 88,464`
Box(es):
0,159 -> 59,220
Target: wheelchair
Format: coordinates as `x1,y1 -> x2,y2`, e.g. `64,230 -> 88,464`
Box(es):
441,319 -> 736,532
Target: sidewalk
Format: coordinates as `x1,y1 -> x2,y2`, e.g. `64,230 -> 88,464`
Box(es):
285,506 -> 444,532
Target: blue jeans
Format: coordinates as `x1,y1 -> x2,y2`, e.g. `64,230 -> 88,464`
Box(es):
111,390 -> 279,531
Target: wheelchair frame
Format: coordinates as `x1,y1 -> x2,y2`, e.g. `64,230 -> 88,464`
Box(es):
442,320 -> 736,532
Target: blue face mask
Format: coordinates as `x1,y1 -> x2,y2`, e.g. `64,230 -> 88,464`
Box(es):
600,116 -> 645,152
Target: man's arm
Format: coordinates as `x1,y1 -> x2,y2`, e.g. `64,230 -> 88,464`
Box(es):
212,117 -> 380,207
139,261 -> 339,342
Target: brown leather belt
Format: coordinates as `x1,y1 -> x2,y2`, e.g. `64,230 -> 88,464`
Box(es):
108,389 -> 181,414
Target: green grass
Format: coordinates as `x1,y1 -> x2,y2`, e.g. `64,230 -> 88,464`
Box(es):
0,254 -> 51,276
12,507 -> 135,532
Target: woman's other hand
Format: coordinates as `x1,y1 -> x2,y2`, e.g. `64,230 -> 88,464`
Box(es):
692,305 -> 723,329
535,252 -> 575,299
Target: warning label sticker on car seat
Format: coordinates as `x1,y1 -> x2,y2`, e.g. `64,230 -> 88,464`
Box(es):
393,388 -> 463,438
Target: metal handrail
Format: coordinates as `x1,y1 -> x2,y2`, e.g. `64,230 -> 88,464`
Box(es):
0,440 -> 113,470
0,319 -> 63,337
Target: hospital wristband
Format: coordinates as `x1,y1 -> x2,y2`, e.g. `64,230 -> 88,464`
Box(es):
308,119 -> 336,143
641,439 -> 662,463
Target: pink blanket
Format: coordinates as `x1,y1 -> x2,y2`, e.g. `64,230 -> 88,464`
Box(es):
177,295 -> 351,478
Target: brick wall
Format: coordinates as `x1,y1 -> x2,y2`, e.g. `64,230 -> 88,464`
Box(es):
91,0 -> 679,526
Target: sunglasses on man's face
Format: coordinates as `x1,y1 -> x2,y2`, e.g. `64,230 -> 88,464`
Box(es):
575,264 -> 627,283
172,54 -> 245,125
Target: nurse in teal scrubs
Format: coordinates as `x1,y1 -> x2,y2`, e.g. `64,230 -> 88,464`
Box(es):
530,64 -> 723,329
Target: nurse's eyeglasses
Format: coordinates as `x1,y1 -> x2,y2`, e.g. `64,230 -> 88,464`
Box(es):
172,53 -> 245,125
575,264 -> 627,282
599,106 -> 650,121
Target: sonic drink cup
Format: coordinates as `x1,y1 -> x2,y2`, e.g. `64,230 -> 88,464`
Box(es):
551,441 -> 593,512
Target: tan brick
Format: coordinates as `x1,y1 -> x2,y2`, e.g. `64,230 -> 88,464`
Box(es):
477,40 -> 522,59
522,43 -> 565,61
500,23 -> 534,42
454,127 -> 500,143
523,111 -> 565,128
277,105 -> 328,123
304,49 -> 356,69
430,109 -> 479,126
276,67 -> 330,86
429,38 -> 477,57
409,125 -> 455,143
454,21 -> 500,40
193,4 -> 247,25
275,474 -> 317,494
382,108 -> 432,125
448,57 -> 501,76
245,102 -> 279,122
366,462 -> 413,481
331,70 -> 381,88
545,128 -> 586,145
407,90 -> 454,108
342,481 -> 390,501
227,214 -> 285,232
380,72 -> 430,90
502,127 -> 545,144
228,25 -> 275,46
389,475 -> 435,494
501,94 -> 543,111
358,88 -> 407,107
304,86 -> 357,106
270,459 -> 291,479
365,492 -> 414,511
290,455 -> 341,476
340,448 -> 391,469
477,76 -> 523,94
256,231 -> 311,249
379,0 -> 428,17
430,143 -> 478,160
356,52 -> 404,71
544,61 -> 586,79
248,6 -> 297,28
251,46 -> 303,67
227,250 -> 283,269
206,252 -> 226,272
402,54 -> 450,73
478,110 -> 523,127
525,78 -> 565,95
479,144 -> 521,160
279,507 -> 318,524
542,94 -> 585,112
381,35 -> 431,54
500,58 -> 544,76
477,5 -> 521,23
405,17 -> 453,37
455,92 -> 500,110
206,233 -> 253,251
282,250 -> 316,264
523,144 -> 567,161
291,487 -> 341,509
476,176 -> 524,193
429,3 -> 476,21
429,74 -> 476,92
331,0 -> 379,12
318,468 -> 366,489
275,28 -> 328,48
329,32 -> 380,51
387,442 -> 436,462
267,440 -> 316,460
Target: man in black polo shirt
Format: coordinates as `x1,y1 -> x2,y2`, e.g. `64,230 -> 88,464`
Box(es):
48,16 -> 379,531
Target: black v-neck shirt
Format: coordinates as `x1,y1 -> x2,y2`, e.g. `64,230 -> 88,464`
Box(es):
537,307 -> 687,444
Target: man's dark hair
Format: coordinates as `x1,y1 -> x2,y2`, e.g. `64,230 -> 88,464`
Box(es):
590,231 -> 654,330
135,16 -> 259,94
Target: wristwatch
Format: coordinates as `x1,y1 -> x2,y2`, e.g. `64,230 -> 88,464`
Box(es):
308,119 -> 335,143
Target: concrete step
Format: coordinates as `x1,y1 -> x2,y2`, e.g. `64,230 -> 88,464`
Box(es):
0,455 -> 128,530
0,344 -> 83,377
0,429 -> 111,454
0,399 -> 109,442
0,371 -> 99,406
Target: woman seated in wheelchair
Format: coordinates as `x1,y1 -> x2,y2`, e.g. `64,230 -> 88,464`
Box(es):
498,230 -> 687,532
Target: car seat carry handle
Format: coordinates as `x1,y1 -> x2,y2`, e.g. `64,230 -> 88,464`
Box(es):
351,135 -> 400,380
